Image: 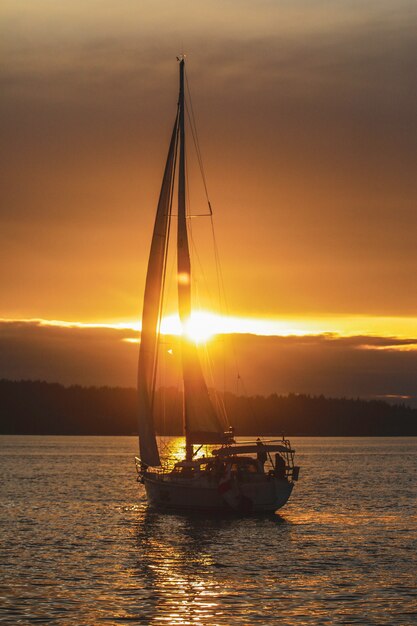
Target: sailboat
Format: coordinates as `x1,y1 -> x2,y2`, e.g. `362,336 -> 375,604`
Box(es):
135,57 -> 299,513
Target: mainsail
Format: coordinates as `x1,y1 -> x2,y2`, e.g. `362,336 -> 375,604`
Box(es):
177,59 -> 225,449
137,114 -> 178,467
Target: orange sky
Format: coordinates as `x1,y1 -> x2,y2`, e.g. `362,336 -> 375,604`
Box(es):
1,1 -> 416,335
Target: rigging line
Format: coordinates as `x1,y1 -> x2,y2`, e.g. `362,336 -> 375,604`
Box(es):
187,85 -> 223,304
184,74 -> 205,179
186,71 -> 243,404
187,81 -> 238,364
186,212 -> 228,425
209,212 -> 245,389
185,145 -> 217,316
189,284 -> 228,423
184,68 -> 220,310
185,69 -> 231,407
209,216 -> 223,313
184,103 -> 213,218
209,225 -> 252,411
185,100 -> 209,206
185,135 -> 191,224
185,174 -> 219,310
150,111 -> 180,415
187,258 -> 228,424
208,215 -> 230,398
188,113 -> 245,405
184,69 -> 224,313
188,227 -> 216,310
185,69 -> 212,212
185,67 -> 247,412
186,220 -> 229,425
202,338 -> 229,426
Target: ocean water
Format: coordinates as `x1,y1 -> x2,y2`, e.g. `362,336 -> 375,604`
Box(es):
1,436 -> 416,625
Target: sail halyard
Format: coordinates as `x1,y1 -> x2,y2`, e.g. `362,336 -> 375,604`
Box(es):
137,112 -> 179,467
177,59 -> 226,455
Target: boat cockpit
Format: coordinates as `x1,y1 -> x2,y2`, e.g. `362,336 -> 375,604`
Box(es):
136,438 -> 299,484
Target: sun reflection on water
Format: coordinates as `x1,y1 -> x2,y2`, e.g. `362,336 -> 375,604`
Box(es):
137,511 -> 226,625
157,437 -> 214,470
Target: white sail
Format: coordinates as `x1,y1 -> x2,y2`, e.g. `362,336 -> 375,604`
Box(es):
177,60 -> 225,446
137,115 -> 178,467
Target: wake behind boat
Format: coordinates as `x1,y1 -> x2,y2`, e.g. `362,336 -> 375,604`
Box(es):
135,57 -> 299,513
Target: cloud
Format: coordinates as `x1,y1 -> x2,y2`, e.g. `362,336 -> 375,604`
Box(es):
0,320 -> 416,407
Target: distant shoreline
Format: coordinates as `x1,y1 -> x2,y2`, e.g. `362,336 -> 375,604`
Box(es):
1,434 -> 416,438
1,379 -> 416,437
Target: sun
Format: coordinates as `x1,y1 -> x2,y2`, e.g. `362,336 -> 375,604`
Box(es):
159,309 -> 322,343
160,311 -> 217,343
183,313 -> 216,343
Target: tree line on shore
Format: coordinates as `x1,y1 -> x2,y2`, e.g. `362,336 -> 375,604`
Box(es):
0,379 -> 415,436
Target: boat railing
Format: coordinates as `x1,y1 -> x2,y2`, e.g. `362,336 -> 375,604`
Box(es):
231,436 -> 299,481
260,438 -> 300,482
281,437 -> 299,481
135,456 -> 180,478
135,438 -> 300,482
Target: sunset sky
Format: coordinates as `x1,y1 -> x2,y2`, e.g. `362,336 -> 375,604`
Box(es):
1,1 -> 416,400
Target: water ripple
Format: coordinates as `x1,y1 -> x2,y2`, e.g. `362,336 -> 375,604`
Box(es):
1,436 -> 416,624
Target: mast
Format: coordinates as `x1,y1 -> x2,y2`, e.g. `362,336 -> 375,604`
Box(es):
177,58 -> 194,461
176,58 -> 227,458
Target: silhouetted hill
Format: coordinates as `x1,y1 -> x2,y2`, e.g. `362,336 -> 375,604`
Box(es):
0,379 -> 416,436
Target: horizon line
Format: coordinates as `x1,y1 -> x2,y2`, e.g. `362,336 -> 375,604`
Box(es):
1,312 -> 417,341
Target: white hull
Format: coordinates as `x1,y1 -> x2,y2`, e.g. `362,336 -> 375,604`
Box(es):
143,473 -> 293,513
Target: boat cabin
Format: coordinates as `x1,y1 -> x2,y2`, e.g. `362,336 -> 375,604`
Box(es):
171,455 -> 261,473
163,438 -> 300,482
